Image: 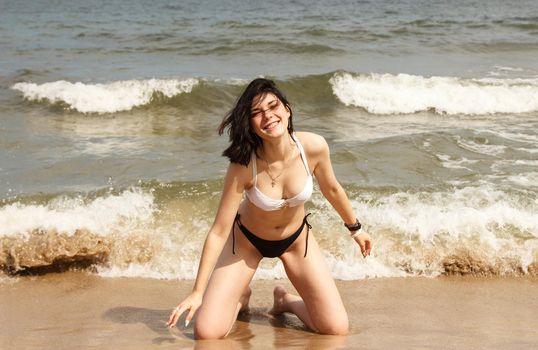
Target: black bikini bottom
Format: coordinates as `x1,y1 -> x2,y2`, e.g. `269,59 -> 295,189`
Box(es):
232,213 -> 312,258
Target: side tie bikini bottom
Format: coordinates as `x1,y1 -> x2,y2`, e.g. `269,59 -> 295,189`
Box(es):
232,213 -> 312,258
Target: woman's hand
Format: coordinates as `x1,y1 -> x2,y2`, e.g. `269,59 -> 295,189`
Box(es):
166,291 -> 203,328
353,231 -> 372,258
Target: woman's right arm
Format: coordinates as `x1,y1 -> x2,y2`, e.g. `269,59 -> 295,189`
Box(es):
167,162 -> 247,328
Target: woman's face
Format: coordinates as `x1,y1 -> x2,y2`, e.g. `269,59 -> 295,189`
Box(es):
250,92 -> 290,140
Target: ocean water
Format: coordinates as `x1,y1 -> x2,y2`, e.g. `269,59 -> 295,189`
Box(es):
1,0 -> 537,280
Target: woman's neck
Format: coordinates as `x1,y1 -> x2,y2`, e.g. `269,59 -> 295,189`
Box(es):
260,133 -> 295,163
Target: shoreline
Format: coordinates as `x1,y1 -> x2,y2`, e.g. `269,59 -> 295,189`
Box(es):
1,273 -> 537,349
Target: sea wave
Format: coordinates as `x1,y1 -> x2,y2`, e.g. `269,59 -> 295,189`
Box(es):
1,182 -> 537,279
11,72 -> 538,116
329,72 -> 538,115
11,78 -> 199,113
8,74 -> 337,115
0,188 -> 155,238
340,185 -> 537,278
0,189 -> 156,274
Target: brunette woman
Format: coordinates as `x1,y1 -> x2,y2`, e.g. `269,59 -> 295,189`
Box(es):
167,78 -> 372,339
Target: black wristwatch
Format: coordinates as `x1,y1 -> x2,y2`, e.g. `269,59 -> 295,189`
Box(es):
344,219 -> 362,232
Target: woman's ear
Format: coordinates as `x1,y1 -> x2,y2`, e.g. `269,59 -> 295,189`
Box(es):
285,104 -> 291,117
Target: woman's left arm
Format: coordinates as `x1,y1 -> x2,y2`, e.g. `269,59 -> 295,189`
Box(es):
307,133 -> 372,257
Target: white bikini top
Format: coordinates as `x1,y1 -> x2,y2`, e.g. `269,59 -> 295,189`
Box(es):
245,133 -> 313,211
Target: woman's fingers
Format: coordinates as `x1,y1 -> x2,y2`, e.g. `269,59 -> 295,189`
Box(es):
166,304 -> 188,328
185,306 -> 196,327
364,239 -> 372,256
166,293 -> 203,328
354,233 -> 372,257
355,236 -> 366,256
359,240 -> 366,256
166,310 -> 176,327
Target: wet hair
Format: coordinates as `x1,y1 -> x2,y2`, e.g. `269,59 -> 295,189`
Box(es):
218,78 -> 294,166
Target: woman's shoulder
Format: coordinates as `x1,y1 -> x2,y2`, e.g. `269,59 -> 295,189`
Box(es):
294,131 -> 329,155
227,159 -> 254,185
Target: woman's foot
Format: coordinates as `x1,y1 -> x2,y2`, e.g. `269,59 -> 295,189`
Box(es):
239,286 -> 251,313
269,285 -> 288,315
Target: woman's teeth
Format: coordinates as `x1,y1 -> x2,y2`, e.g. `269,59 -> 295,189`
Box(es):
264,120 -> 278,130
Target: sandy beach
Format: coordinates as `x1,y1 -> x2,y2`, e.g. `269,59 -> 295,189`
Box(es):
1,273 -> 537,349
2,1 -> 538,349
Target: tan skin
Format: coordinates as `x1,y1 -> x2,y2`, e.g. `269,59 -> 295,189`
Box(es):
166,92 -> 372,339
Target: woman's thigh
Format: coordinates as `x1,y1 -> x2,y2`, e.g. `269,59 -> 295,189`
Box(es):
280,232 -> 349,334
195,224 -> 262,339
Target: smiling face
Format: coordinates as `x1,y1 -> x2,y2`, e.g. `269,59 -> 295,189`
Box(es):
218,78 -> 295,165
250,92 -> 291,140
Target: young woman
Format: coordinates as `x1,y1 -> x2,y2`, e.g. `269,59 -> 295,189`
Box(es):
166,78 -> 372,339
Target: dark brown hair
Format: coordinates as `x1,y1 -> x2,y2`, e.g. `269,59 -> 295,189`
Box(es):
218,78 -> 294,166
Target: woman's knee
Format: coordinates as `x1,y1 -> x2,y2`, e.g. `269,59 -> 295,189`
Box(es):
315,313 -> 349,335
193,320 -> 229,340
193,304 -> 230,339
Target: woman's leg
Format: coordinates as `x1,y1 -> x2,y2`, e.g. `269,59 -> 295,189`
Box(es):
274,231 -> 349,335
194,225 -> 262,339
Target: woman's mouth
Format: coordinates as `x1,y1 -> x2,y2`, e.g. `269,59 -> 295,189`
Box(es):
263,120 -> 279,131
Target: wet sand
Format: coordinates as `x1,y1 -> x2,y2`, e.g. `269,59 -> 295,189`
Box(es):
1,273 -> 537,349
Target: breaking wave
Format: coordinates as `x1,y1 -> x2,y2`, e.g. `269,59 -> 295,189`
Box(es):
330,72 -> 538,115
11,78 -> 199,113
1,182 -> 537,279
11,71 -> 538,116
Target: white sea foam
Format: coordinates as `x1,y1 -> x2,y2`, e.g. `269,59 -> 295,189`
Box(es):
97,264 -> 182,280
436,154 -> 478,170
493,65 -> 524,72
214,77 -> 250,85
11,78 -> 199,113
325,254 -> 407,279
96,251 -> 404,280
514,160 -> 538,166
354,186 -> 538,242
506,173 -> 538,187
329,72 -> 538,115
516,147 -> 538,154
0,275 -> 19,285
3,185 -> 537,280
253,260 -> 287,280
491,160 -> 538,180
483,129 -> 538,144
455,136 -> 507,156
346,185 -> 538,276
0,188 -> 155,237
96,185 -> 538,279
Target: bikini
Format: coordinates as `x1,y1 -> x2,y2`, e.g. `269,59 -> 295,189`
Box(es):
232,133 -> 314,258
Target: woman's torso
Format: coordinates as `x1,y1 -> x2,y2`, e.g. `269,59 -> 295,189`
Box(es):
238,132 -> 315,239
